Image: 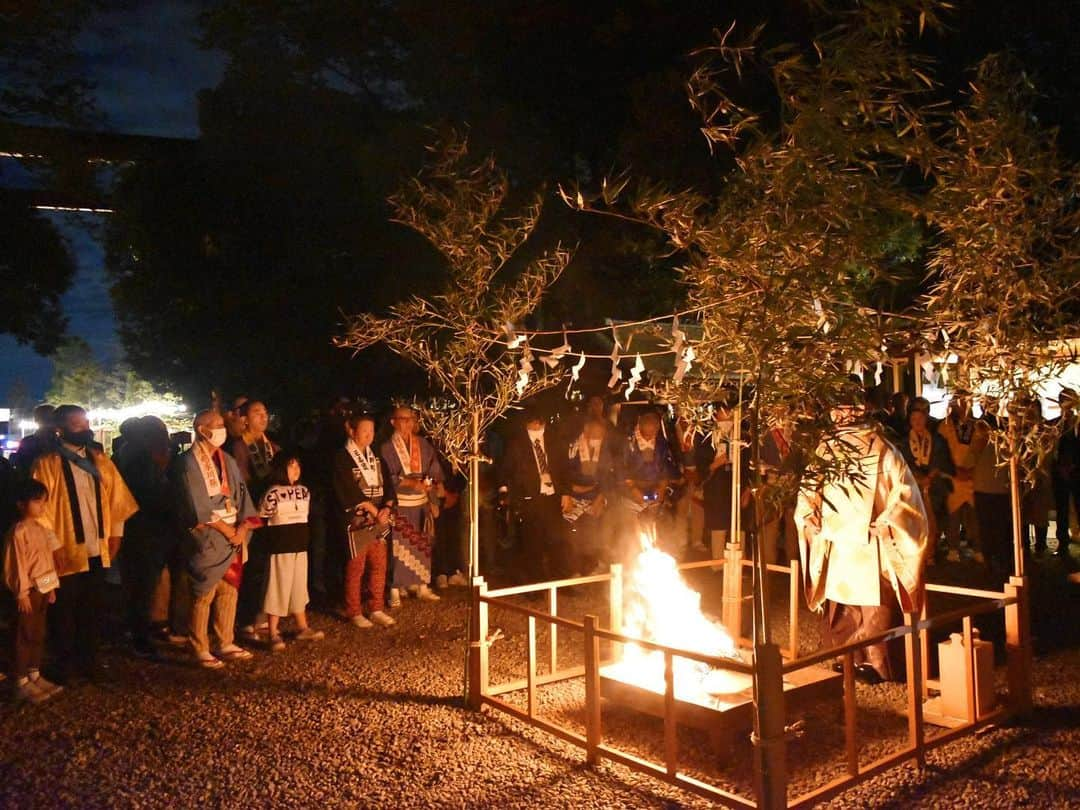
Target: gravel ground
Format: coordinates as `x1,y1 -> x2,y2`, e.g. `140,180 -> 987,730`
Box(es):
0,553 -> 1076,809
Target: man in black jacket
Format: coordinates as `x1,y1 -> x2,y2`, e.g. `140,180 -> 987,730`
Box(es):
332,413 -> 397,627
499,407 -> 569,583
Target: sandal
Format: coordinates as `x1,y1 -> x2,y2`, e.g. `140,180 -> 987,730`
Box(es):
269,635 -> 286,652
216,645 -> 254,661
197,655 -> 224,670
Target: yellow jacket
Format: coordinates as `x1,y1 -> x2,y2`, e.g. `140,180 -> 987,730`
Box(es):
32,449 -> 139,576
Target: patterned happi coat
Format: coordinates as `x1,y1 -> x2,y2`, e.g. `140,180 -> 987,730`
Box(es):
794,426 -> 930,613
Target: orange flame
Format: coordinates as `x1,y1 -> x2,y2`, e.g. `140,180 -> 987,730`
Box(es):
605,531 -> 750,705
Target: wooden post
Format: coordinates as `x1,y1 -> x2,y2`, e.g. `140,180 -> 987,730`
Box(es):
751,641 -> 787,810
905,611 -> 925,767
548,586 -> 558,674
1005,576 -> 1032,715
527,615 -> 537,718
663,650 -> 678,776
843,651 -> 858,777
467,578 -> 489,710
584,614 -> 602,765
609,563 -> 623,662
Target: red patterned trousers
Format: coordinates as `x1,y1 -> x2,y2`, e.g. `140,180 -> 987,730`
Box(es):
345,539 -> 387,616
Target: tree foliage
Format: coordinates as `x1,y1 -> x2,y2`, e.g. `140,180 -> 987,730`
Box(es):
0,197 -> 75,353
336,135 -> 571,470
566,0 -> 949,505
924,53 -> 1080,469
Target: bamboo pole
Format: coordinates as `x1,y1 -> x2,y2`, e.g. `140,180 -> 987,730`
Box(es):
787,558 -> 800,658
962,616 -> 976,723
469,408 -> 481,579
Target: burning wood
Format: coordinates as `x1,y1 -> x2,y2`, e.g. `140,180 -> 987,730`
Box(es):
603,532 -> 752,706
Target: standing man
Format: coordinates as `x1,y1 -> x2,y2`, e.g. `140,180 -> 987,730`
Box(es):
500,407 -> 570,583
795,395 -> 929,684
899,402 -> 954,564
231,399 -> 279,640
939,392 -> 982,563
380,406 -> 442,603
32,404 -> 139,683
332,414 -> 396,627
173,410 -> 256,668
614,410 -> 681,558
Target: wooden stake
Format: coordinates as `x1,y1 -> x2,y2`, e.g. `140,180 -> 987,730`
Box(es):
584,614 -> 602,765
843,651 -> 858,777
751,641 -> 787,810
527,615 -> 537,718
663,651 -> 678,776
905,611 -> 925,768
1005,576 -> 1032,715
467,578 -> 489,710
548,586 -> 558,674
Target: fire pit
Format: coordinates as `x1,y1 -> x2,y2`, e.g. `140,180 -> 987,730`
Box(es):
599,532 -> 842,752
599,658 -> 842,752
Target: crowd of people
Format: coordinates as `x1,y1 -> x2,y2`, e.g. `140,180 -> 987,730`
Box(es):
0,383 -> 1076,701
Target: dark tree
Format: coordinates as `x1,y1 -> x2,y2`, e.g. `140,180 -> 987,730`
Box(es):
0,197 -> 75,353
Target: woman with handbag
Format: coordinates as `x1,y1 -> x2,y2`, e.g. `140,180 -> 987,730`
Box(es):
332,414 -> 396,629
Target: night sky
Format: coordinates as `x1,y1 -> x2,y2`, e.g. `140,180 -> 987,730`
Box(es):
1,0 -> 224,402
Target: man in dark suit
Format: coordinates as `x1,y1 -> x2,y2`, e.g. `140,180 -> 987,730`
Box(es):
499,406 -> 569,583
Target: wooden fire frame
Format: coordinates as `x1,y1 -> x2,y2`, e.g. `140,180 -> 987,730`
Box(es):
466,549 -> 1033,809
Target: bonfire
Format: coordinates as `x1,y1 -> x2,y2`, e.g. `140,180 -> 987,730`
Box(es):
604,533 -> 752,706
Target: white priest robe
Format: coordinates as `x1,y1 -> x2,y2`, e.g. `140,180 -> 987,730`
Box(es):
795,426 -> 930,615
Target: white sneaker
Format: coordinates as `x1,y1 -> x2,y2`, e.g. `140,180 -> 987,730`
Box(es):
417,584 -> 441,602
351,614 -> 374,629
436,574 -> 449,590
448,571 -> 468,587
28,672 -> 62,697
388,588 -> 402,608
14,678 -> 48,704
369,611 -> 396,627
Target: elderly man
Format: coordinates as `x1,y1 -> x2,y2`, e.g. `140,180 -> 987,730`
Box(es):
795,392 -> 929,684
379,406 -> 442,604
32,404 -> 138,683
173,410 -> 256,668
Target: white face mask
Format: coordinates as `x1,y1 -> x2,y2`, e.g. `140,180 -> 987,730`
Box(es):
204,427 -> 227,448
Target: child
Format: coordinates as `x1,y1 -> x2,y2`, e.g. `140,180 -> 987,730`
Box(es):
3,479 -> 63,702
259,454 -> 324,651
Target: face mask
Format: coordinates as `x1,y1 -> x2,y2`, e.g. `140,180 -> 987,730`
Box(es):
63,429 -> 95,447
203,427 -> 227,448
